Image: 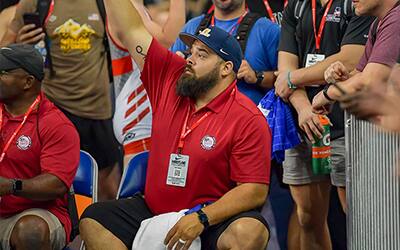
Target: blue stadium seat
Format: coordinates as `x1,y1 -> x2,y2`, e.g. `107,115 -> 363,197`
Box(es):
117,151 -> 149,199
73,150 -> 98,202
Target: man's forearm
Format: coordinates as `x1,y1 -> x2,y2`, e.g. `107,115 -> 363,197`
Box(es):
289,89 -> 312,113
202,183 -> 268,226
1,174 -> 68,201
290,44 -> 365,86
259,71 -> 276,89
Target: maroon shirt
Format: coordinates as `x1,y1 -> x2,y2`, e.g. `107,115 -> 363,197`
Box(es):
0,93 -> 80,241
357,4 -> 400,71
141,40 -> 272,215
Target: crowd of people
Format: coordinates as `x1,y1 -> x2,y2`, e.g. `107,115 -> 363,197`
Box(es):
0,0 -> 399,250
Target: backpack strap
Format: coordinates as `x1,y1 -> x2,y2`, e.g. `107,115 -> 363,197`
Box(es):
235,12 -> 261,54
36,0 -> 55,77
294,0 -> 307,19
195,12 -> 213,36
195,11 -> 261,54
96,0 -> 113,83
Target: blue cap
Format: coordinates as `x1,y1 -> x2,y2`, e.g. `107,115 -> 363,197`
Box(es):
179,26 -> 243,73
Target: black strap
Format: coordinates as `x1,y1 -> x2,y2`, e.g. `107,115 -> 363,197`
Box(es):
195,12 -> 213,36
36,0 -> 55,77
195,11 -> 261,54
67,186 -> 80,241
95,0 -> 113,83
235,12 -> 261,54
36,0 -> 113,81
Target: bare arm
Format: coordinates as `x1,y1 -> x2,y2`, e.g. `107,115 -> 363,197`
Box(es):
132,0 -> 185,48
104,0 -> 153,70
327,63 -> 392,99
290,44 -> 365,86
0,174 -> 68,201
0,22 -> 17,46
0,5 -> 17,41
164,183 -> 268,249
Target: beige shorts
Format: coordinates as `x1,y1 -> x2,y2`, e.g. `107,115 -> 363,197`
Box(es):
0,208 -> 66,250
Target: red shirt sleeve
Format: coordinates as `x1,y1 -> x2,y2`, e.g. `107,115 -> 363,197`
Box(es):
40,112 -> 80,188
140,39 -> 186,113
230,115 -> 272,184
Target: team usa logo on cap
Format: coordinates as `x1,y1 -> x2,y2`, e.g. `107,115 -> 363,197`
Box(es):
16,135 -> 32,150
201,135 -> 216,150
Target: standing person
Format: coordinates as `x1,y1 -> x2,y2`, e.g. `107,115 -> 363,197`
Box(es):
274,0 -> 374,249
109,0 -> 185,166
247,0 -> 288,26
79,1 -> 272,249
0,0 -> 121,200
0,44 -> 80,250
312,0 -> 400,113
171,0 -> 280,105
0,0 -> 19,40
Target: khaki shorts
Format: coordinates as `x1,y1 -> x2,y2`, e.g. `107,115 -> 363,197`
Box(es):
283,137 -> 346,187
0,208 -> 66,250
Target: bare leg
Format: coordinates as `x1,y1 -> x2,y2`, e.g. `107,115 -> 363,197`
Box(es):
337,186 -> 347,214
217,218 -> 269,250
290,181 -> 332,250
98,162 -> 121,201
287,205 -> 301,250
80,218 -> 127,250
10,215 -> 51,250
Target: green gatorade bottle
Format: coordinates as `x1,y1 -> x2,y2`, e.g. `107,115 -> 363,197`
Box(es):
312,115 -> 332,175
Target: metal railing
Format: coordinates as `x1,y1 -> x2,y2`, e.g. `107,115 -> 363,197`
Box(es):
346,113 -> 400,250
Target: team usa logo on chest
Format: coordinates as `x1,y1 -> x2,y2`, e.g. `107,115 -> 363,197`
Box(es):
16,135 -> 32,150
201,135 -> 216,150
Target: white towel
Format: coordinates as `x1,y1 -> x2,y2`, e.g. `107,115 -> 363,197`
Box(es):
132,209 -> 201,250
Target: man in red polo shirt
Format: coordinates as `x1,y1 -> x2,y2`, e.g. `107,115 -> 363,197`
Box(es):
79,1 -> 272,250
0,44 -> 80,250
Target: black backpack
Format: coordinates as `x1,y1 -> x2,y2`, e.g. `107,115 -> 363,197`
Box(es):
36,0 -> 112,82
195,10 -> 262,54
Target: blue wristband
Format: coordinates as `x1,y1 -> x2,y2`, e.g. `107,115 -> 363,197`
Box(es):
287,71 -> 297,89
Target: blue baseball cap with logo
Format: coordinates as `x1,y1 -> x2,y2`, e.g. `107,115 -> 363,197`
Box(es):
179,26 -> 243,73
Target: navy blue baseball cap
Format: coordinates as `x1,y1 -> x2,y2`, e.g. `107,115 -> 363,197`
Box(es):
179,26 -> 243,73
0,44 -> 44,81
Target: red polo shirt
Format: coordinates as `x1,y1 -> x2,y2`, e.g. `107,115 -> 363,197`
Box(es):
0,93 -> 80,241
141,40 -> 271,215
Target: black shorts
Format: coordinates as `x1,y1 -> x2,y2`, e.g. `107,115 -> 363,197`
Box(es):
81,194 -> 270,249
59,108 -> 120,169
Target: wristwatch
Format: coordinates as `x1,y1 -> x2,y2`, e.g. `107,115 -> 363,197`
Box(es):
12,179 -> 22,194
255,71 -> 264,86
196,209 -> 210,229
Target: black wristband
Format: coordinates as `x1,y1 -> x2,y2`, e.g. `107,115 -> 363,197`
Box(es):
323,84 -> 335,102
196,209 -> 210,229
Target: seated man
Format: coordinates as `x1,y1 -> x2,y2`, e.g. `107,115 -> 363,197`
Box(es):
0,44 -> 80,250
79,1 -> 272,250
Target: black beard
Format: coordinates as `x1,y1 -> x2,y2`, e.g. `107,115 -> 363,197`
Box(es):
176,66 -> 220,99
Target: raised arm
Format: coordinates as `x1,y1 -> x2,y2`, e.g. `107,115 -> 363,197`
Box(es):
132,0 -> 186,48
104,0 -> 153,70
